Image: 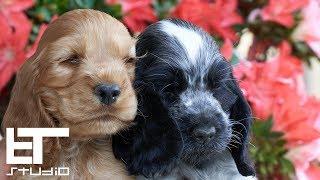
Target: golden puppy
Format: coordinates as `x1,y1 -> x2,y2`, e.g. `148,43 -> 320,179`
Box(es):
1,9 -> 136,179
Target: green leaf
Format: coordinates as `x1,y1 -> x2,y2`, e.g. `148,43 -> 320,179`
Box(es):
250,117 -> 295,179
94,0 -> 122,19
28,6 -> 52,22
68,0 -> 95,9
154,0 -> 178,19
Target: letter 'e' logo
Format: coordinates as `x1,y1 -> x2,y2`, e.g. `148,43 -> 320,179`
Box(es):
6,128 -> 69,164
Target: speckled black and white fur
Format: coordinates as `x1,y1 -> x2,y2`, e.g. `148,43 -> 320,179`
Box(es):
113,19 -> 256,180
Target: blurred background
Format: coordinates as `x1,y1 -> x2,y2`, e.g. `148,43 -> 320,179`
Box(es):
0,0 -> 319,179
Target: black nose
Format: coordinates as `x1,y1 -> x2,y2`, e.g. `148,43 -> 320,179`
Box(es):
193,127 -> 216,143
95,84 -> 121,105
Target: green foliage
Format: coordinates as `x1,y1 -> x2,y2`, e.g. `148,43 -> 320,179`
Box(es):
250,118 -> 295,179
154,0 -> 178,19
237,0 -> 318,64
27,0 -> 122,43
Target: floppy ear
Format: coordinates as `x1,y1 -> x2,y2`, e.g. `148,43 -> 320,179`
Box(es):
1,51 -> 61,168
228,73 -> 255,177
113,87 -> 183,177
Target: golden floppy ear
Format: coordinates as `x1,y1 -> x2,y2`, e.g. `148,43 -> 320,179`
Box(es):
1,50 -> 61,168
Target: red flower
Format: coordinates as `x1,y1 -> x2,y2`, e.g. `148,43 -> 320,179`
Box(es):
236,41 -> 320,178
234,61 -> 274,119
105,0 -> 157,32
287,139 -> 320,180
220,39 -> 233,60
172,0 -> 243,41
0,0 -> 34,15
261,0 -> 309,28
0,13 -> 31,91
0,0 -> 34,91
303,164 -> 320,180
0,14 -> 11,45
0,24 -> 29,90
4,12 -> 32,51
273,92 -> 320,146
234,41 -> 303,120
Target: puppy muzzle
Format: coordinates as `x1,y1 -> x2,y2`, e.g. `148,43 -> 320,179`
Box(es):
174,89 -> 230,144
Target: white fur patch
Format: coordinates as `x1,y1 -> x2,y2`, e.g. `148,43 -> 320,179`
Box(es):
160,21 -> 203,63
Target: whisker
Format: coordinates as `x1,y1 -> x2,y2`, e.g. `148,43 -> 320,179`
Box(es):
230,121 -> 248,134
145,74 -> 167,78
233,130 -> 244,138
160,83 -> 175,93
249,142 -> 256,148
149,52 -> 175,70
228,143 -> 238,149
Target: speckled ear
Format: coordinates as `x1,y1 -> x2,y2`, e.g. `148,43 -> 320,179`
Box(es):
228,73 -> 256,177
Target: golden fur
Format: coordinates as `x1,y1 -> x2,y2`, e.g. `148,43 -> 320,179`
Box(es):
1,9 -> 137,179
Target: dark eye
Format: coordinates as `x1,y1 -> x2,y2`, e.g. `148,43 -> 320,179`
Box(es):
61,54 -> 81,65
165,92 -> 176,98
124,57 -> 136,64
211,80 -> 221,89
207,76 -> 222,90
163,92 -> 178,103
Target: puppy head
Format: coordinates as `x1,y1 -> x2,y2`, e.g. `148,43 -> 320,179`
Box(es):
113,19 -> 254,177
2,9 -> 137,139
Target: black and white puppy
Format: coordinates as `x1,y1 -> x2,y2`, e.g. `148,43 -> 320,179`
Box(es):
113,19 -> 255,180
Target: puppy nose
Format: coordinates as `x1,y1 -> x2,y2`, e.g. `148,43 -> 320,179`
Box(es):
193,127 -> 216,143
95,84 -> 121,105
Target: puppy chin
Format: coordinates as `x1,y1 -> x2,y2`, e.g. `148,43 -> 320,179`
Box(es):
181,124 -> 232,168
180,133 -> 232,167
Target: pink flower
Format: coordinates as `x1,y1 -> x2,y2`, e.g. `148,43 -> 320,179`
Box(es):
0,0 -> 34,91
293,0 -> 320,58
261,0 -> 309,28
0,0 -> 34,15
4,12 -> 32,52
270,43 -> 320,147
287,139 -> 320,180
271,41 -> 303,79
234,61 -> 275,119
105,0 -> 157,32
273,92 -> 320,147
0,28 -> 29,90
235,41 -> 320,175
0,13 -> 11,45
234,41 -> 303,120
172,0 -> 243,41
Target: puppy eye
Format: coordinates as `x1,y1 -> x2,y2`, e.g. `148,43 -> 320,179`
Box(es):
124,57 -> 135,64
209,81 -> 221,90
163,92 -> 177,101
165,92 -> 175,97
61,55 -> 81,65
